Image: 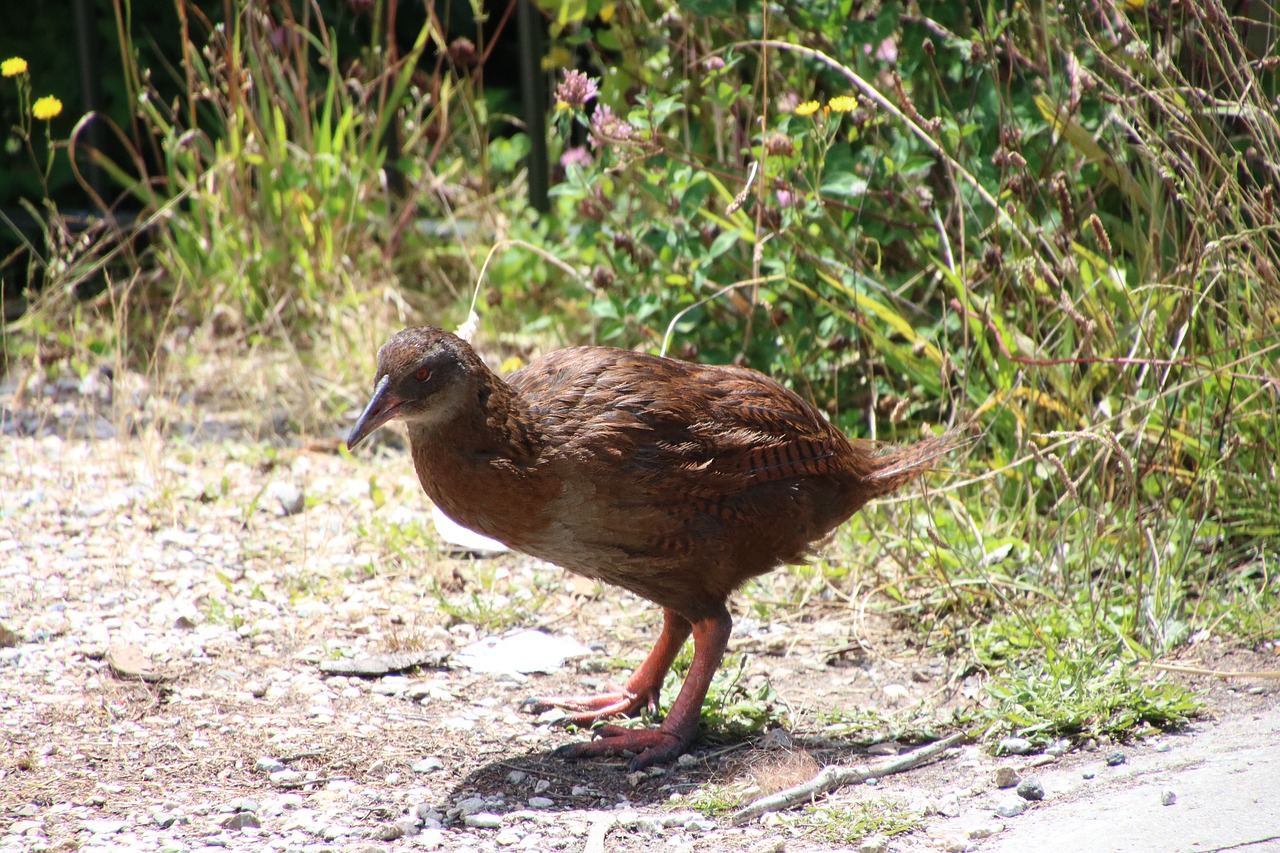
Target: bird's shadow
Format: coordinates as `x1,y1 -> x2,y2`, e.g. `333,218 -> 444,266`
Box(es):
443,743 -> 722,815
441,729 -> 952,818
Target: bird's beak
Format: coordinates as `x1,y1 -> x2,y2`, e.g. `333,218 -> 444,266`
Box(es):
347,375 -> 402,450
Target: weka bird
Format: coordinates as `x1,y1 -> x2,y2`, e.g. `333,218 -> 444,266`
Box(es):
347,326 -> 959,770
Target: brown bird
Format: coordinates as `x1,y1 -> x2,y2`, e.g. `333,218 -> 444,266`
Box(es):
347,326 -> 961,770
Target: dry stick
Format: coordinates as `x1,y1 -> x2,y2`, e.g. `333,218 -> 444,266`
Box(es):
583,813 -> 617,853
731,732 -> 967,825
1149,662 -> 1280,681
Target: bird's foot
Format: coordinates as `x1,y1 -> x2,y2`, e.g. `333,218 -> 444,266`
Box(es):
521,685 -> 660,725
552,724 -> 692,771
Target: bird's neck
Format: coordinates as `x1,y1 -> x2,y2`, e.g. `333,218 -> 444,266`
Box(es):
404,368 -> 547,546
405,367 -> 542,468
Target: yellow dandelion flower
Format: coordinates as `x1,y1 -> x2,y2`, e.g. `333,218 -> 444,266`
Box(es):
828,95 -> 857,113
793,100 -> 820,117
1,56 -> 28,77
1124,0 -> 1145,9
32,95 -> 62,120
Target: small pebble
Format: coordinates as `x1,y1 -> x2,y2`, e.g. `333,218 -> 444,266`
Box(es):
677,753 -> 699,767
967,821 -> 1002,840
415,805 -> 443,824
506,770 -> 527,785
1047,738 -> 1071,757
528,797 -> 554,809
1106,751 -> 1126,766
534,779 -> 551,794
867,742 -> 900,756
1016,778 -> 1045,801
412,757 -> 445,773
255,756 -> 285,773
859,836 -> 887,853
1161,790 -> 1177,806
269,481 -> 305,515
269,770 -> 303,786
464,812 -> 503,829
495,827 -> 521,846
994,765 -> 1020,788
881,683 -> 910,704
997,736 -> 1033,756
219,812 -> 260,830
995,799 -> 1027,818
1082,768 -> 1097,780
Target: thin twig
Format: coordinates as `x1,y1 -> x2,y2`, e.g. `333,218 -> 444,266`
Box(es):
583,813 -> 617,853
1148,662 -> 1280,680
730,732 -> 967,824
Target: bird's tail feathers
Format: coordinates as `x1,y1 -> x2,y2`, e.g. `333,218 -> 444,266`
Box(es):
861,425 -> 975,497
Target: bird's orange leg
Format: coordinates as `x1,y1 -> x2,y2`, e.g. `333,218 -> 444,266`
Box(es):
554,607 -> 732,770
523,609 -> 692,724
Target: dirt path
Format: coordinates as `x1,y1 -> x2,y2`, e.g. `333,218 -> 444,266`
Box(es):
2,415 -> 1277,853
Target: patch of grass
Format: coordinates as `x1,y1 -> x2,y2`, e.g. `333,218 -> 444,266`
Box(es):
200,595 -> 243,630
984,655 -> 1198,746
355,516 -> 438,575
677,785 -> 740,818
1191,568 -> 1280,646
430,561 -> 553,633
817,706 -> 964,746
785,798 -> 922,845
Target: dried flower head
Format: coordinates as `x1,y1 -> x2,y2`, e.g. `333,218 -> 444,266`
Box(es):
448,37 -> 477,66
2,56 -> 28,77
589,103 -> 634,147
32,95 -> 62,120
704,56 -> 725,71
764,132 -> 794,157
554,69 -> 599,110
559,146 -> 593,170
591,265 -> 615,290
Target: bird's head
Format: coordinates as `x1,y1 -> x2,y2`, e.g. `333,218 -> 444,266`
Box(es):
346,327 -> 481,450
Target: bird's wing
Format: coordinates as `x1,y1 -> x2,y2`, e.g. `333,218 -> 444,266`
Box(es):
509,347 -> 851,492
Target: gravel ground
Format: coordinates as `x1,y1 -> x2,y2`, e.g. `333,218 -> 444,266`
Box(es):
3,373 -> 1277,853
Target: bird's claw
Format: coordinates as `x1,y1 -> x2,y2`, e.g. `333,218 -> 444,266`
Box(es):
553,724 -> 691,771
520,686 -> 660,725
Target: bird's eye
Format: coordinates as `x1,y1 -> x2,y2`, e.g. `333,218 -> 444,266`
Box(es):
414,367 -> 431,382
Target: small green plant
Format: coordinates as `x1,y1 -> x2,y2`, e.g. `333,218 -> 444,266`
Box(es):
677,785 -> 740,818
663,649 -> 784,739
430,562 -> 553,633
785,798 -> 922,844
356,516 -> 438,575
818,706 -> 962,746
982,651 -> 1199,746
